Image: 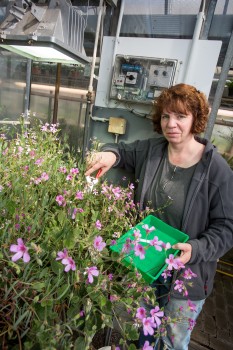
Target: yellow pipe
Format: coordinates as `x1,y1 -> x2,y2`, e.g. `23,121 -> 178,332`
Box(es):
218,259 -> 233,267
216,269 -> 233,278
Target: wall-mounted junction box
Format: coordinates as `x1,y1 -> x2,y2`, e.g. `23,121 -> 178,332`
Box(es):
108,117 -> 126,135
110,55 -> 178,104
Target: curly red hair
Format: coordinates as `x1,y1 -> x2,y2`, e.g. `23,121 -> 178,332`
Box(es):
152,84 -> 210,134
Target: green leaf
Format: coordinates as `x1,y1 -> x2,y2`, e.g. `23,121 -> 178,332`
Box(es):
33,295 -> 39,303
74,337 -> 86,350
56,283 -> 70,301
99,295 -> 107,309
39,268 -> 50,279
41,299 -> 53,307
57,211 -> 66,224
64,229 -> 75,248
102,299 -> 112,314
32,282 -> 46,291
126,325 -> 139,341
51,260 -> 63,275
12,310 -> 30,330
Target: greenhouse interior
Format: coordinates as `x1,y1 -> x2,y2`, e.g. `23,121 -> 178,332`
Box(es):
0,0 -> 233,350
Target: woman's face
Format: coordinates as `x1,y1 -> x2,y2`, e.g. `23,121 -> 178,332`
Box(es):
160,109 -> 194,144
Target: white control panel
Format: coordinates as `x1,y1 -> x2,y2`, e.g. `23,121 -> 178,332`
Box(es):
110,55 -> 178,104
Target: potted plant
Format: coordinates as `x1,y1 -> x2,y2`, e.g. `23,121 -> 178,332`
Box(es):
0,117 -> 197,350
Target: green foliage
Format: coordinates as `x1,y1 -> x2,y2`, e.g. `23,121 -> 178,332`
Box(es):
0,118 -> 154,349
226,79 -> 233,88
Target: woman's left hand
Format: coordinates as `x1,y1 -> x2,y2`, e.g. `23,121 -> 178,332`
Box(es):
172,242 -> 192,265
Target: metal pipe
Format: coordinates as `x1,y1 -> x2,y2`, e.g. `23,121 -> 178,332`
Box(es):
182,0 -> 206,83
219,259 -> 233,267
111,0 -> 125,68
216,269 -> 233,278
24,59 -> 32,118
52,63 -> 61,124
217,259 -> 233,278
83,0 -> 104,160
214,119 -> 233,127
201,0 -> 217,40
88,0 -> 104,93
204,29 -> 233,139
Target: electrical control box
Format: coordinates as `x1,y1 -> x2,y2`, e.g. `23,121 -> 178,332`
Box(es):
110,55 -> 178,104
108,117 -> 126,135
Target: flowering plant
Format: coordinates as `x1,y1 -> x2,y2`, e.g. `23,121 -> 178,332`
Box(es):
0,119 -> 197,350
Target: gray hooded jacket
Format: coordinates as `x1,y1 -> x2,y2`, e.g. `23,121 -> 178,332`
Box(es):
102,136 -> 233,300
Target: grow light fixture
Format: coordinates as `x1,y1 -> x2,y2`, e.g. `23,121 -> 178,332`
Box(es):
0,0 -> 90,65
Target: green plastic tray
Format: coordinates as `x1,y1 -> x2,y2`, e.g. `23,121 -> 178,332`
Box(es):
110,215 -> 189,284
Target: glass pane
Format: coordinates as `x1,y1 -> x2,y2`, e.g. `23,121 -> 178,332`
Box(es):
121,0 -> 201,37
0,49 -> 27,120
124,0 -> 201,15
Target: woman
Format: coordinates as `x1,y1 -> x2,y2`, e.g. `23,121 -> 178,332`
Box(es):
85,84 -> 233,349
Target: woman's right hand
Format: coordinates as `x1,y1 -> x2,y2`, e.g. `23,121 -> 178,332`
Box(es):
85,151 -> 117,178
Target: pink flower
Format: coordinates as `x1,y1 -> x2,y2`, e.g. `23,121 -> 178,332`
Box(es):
10,238 -> 30,263
71,208 -> 78,219
183,268 -> 197,280
66,174 -> 73,181
174,280 -> 185,294
70,168 -> 79,174
161,268 -> 172,281
15,223 -> 20,230
56,249 -> 68,261
112,186 -> 122,199
49,124 -> 58,133
129,183 -> 135,190
109,295 -> 118,302
134,244 -> 145,259
17,146 -> 24,154
29,150 -> 36,158
93,236 -> 106,252
142,224 -> 156,234
136,307 -> 146,320
41,123 -> 49,132
41,172 -> 49,181
75,191 -> 83,200
187,300 -> 197,312
133,229 -> 141,240
161,242 -> 171,250
61,256 -> 76,272
95,220 -> 102,230
59,166 -> 67,173
121,238 -> 133,254
188,318 -> 196,330
143,341 -> 154,350
142,317 -> 156,336
149,236 -> 163,251
86,266 -> 99,283
150,306 -> 164,327
165,254 -> 179,270
35,158 -> 44,166
108,273 -> 113,281
56,195 -> 66,206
